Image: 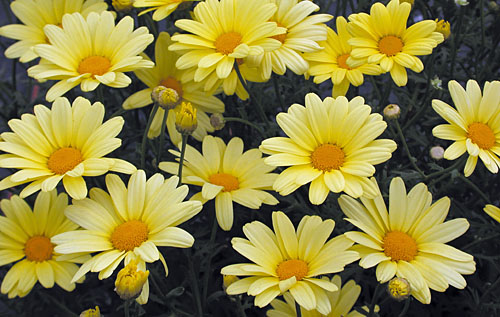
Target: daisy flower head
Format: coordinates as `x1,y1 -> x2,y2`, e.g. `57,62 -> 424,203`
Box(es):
221,211 -> 360,314
27,11 -> 154,102
267,275 -> 367,317
134,0 -> 197,21
169,0 -> 286,94
0,96 -> 136,200
0,0 -> 108,63
338,177 -> 476,304
0,190 -> 89,298
159,136 -> 279,231
432,80 -> 500,177
52,170 -> 203,304
247,0 -> 332,78
260,92 -> 397,205
303,17 -> 382,97
122,32 -> 224,144
347,0 -> 444,86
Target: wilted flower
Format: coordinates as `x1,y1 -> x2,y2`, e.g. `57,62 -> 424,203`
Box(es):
151,86 -> 180,110
431,76 -> 443,90
210,113 -> 225,131
383,104 -> 401,120
430,146 -> 445,160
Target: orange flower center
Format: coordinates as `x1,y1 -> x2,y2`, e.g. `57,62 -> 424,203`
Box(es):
78,55 -> 111,76
111,220 -> 149,251
209,173 -> 239,192
214,32 -> 242,55
160,76 -> 184,98
383,231 -> 418,262
311,144 -> 345,172
378,35 -> 404,56
467,122 -> 495,150
276,259 -> 308,281
47,147 -> 83,175
270,23 -> 287,44
24,236 -> 54,262
337,54 -> 351,70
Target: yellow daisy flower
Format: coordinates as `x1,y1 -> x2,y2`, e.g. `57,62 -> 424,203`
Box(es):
0,97 -> 136,200
347,0 -> 444,86
267,275 -> 368,317
122,32 -> 224,144
432,80 -> 500,177
248,0 -> 332,78
134,0 -> 197,21
52,170 -> 202,304
339,177 -> 476,304
303,17 -> 382,97
484,204 -> 500,223
159,136 -> 279,231
27,11 -> 154,102
0,190 -> 89,298
259,93 -> 397,205
169,0 -> 285,94
0,0 -> 108,63
221,211 -> 359,314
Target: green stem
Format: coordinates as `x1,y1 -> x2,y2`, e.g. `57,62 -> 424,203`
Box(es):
394,120 -> 426,178
110,108 -> 126,118
272,75 -> 285,110
202,216 -> 218,310
457,174 -> 490,203
234,62 -> 270,128
224,117 -> 266,138
124,299 -> 131,317
11,60 -> 16,93
398,298 -> 411,317
177,134 -> 188,187
369,76 -> 382,104
424,156 -> 466,180
46,294 -> 78,317
140,103 -> 160,170
157,109 -> 169,170
96,85 -> 104,103
185,250 -> 203,317
236,297 -> 247,317
367,283 -> 382,317
295,301 -> 302,317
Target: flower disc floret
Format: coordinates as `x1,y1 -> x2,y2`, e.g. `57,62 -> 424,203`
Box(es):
24,236 -> 54,262
111,220 -> 149,251
383,231 -> 418,262
276,259 -> 308,281
47,148 -> 83,175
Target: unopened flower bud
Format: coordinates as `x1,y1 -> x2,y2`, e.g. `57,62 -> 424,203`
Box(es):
151,86 -> 179,110
435,19 -> 451,40
430,146 -> 445,160
383,104 -> 401,120
489,1 -> 499,12
387,277 -> 411,301
222,275 -> 239,292
455,0 -> 469,6
115,260 -> 149,301
175,101 -> 198,135
80,306 -> 100,317
210,113 -> 225,131
112,0 -> 135,12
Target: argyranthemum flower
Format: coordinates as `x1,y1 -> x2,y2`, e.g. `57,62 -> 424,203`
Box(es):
122,32 -> 224,144
267,275 -> 367,317
221,211 -> 359,314
0,0 -> 108,63
52,170 -> 203,304
248,0 -> 332,78
159,136 -> 279,231
169,0 -> 285,94
27,11 -> 154,102
347,0 -> 444,86
432,80 -> 500,177
484,204 -> 500,223
0,190 -> 90,298
339,177 -> 476,304
259,93 -> 397,205
134,0 -> 196,21
303,17 -> 382,97
0,96 -> 136,200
